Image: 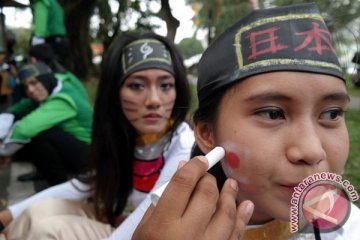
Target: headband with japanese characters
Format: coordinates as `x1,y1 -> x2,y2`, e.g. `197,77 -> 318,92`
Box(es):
121,38 -> 174,82
197,2 -> 344,105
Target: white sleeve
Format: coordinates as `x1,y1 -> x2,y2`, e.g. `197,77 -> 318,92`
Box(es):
0,113 -> 14,140
321,203 -> 360,239
105,122 -> 195,240
8,178 -> 92,219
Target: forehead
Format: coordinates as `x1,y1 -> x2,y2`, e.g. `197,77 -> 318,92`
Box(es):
125,68 -> 175,79
223,71 -> 346,101
23,76 -> 39,85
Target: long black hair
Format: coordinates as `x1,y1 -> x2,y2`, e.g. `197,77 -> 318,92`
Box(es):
90,32 -> 190,225
192,86 -> 231,191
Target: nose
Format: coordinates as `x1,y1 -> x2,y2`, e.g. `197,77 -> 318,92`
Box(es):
145,86 -> 161,109
286,120 -> 326,165
26,84 -> 36,94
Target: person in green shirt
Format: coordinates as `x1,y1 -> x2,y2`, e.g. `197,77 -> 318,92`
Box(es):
0,62 -> 93,186
30,0 -> 69,65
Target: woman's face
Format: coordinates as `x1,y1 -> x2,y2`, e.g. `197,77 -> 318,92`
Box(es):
120,69 -> 176,136
207,71 -> 349,224
24,77 -> 49,102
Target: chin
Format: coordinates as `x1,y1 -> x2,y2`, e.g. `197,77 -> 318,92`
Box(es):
139,127 -> 164,136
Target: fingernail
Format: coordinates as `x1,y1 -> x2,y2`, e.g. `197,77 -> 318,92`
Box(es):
244,201 -> 254,216
198,156 -> 208,165
229,178 -> 238,191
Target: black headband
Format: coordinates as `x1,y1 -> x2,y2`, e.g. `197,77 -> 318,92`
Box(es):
121,38 -> 175,82
197,2 -> 344,105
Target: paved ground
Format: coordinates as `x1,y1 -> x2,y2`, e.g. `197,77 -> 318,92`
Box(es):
1,95 -> 360,211
0,161 -> 38,211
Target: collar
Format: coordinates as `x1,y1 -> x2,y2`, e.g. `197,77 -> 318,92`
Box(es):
136,120 -> 174,146
244,220 -> 291,239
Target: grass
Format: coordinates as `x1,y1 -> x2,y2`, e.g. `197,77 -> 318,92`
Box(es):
345,72 -> 360,97
344,109 -> 360,204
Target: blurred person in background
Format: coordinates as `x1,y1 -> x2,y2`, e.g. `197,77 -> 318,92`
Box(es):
0,62 -> 93,186
29,0 -> 70,65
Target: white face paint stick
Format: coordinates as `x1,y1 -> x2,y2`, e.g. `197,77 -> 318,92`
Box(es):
150,146 -> 225,206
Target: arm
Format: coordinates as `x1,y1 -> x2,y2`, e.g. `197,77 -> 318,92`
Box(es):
0,97 -> 76,157
106,122 -> 195,239
132,157 -> 254,240
0,178 -> 91,229
7,97 -> 76,143
8,98 -> 38,118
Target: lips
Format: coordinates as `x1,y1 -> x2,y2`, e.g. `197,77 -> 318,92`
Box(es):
143,113 -> 162,120
279,184 -> 299,193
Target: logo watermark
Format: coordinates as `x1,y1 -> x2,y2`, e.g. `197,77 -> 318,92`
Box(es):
290,172 -> 359,233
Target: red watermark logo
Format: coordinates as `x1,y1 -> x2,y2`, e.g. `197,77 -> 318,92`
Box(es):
290,172 -> 359,233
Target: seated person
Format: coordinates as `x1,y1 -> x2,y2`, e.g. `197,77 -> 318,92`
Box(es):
0,32 -> 194,239
0,62 -> 93,186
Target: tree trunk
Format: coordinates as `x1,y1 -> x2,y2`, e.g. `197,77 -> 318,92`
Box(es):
159,0 -> 179,42
59,0 -> 97,79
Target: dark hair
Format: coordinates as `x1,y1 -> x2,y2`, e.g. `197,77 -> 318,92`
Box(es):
90,32 -> 190,224
29,44 -> 67,73
192,86 -> 231,190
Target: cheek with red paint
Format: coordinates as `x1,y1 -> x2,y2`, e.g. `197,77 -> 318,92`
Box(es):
220,143 -> 252,185
226,151 -> 240,169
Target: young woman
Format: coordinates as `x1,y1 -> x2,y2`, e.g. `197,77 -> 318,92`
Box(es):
0,62 -> 93,186
0,32 -> 194,239
132,3 -> 360,240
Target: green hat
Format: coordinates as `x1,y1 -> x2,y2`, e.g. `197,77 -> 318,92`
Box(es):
197,2 -> 344,105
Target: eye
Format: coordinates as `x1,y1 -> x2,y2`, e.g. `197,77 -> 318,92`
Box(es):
127,82 -> 145,91
255,107 -> 285,120
24,79 -> 39,90
320,108 -> 345,121
160,82 -> 175,91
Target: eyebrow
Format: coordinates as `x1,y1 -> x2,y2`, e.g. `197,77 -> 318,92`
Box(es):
244,91 -> 350,103
244,91 -> 291,103
322,93 -> 350,102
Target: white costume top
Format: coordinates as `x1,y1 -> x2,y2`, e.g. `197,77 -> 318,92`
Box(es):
319,203 -> 360,240
8,122 -> 195,239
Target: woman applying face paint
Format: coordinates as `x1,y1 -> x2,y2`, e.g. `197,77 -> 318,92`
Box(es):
0,32 -> 194,239
133,3 -> 360,240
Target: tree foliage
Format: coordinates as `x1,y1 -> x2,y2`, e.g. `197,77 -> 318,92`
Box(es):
186,0 -> 360,46
57,0 -> 180,78
272,0 -> 360,33
186,0 -> 253,43
177,37 -> 204,59
36,0 -> 360,78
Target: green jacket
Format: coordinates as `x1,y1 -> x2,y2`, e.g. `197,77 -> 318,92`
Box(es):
32,0 -> 66,37
8,72 -> 93,144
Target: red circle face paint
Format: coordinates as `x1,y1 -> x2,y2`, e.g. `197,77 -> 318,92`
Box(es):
226,151 -> 240,169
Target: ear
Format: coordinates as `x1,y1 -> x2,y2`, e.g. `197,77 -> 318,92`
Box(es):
194,121 -> 215,154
